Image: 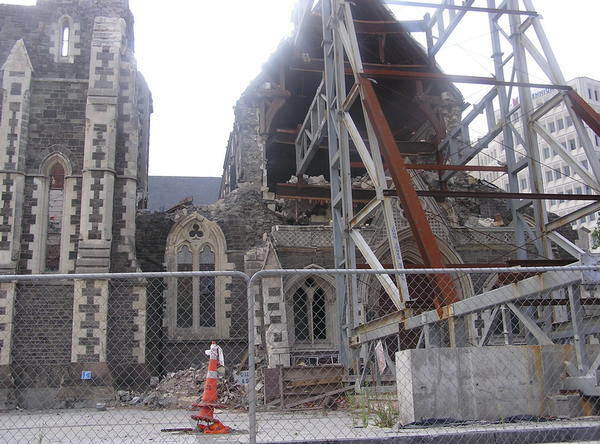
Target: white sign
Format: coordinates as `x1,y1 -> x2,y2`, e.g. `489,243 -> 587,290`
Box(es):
238,370 -> 250,385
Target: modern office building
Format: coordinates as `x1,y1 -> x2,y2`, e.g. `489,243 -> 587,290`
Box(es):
472,77 -> 600,244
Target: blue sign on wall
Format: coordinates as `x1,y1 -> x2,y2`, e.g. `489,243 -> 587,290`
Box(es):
81,371 -> 91,380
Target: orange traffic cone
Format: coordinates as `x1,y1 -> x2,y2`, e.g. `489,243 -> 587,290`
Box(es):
191,342 -> 231,434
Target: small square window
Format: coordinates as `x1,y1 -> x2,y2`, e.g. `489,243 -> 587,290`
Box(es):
546,171 -> 553,183
557,119 -> 564,130
575,187 -> 582,195
591,213 -> 597,221
566,189 -> 573,195
563,166 -> 570,177
569,139 -> 576,151
543,147 -> 550,159
549,121 -> 556,133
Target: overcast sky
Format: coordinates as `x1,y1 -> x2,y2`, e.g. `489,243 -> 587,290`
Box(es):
5,1 -> 600,178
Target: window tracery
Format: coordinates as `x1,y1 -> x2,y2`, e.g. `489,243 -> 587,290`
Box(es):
165,215 -> 231,340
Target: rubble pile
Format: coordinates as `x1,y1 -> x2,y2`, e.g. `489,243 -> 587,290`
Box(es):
118,364 -> 253,410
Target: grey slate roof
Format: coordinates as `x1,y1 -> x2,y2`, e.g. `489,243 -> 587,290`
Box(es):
147,176 -> 221,212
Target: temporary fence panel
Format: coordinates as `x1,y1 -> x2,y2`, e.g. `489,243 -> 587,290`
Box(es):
0,271 -> 250,443
2,267 -> 600,444
248,266 -> 600,444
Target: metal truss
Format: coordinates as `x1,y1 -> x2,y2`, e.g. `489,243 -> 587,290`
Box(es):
294,0 -> 600,370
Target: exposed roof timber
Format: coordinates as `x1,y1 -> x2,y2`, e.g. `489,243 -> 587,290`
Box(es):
276,129 -> 437,155
365,0 -> 539,16
289,58 -> 430,74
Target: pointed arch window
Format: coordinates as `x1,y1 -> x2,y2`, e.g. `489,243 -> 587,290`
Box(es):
286,275 -> 336,350
165,216 -> 232,340
46,163 -> 65,272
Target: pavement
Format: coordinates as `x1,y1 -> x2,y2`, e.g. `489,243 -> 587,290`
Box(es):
1,407 -> 600,444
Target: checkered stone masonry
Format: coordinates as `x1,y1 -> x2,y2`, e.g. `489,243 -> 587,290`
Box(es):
0,40 -> 32,271
76,17 -> 125,273
72,280 -> 108,363
0,283 -> 15,366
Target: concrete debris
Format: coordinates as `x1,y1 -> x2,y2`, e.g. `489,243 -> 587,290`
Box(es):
115,364 -> 266,411
287,174 -> 329,186
351,174 -> 376,189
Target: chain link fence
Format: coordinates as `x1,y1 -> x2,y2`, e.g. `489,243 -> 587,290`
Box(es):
2,267 -> 600,443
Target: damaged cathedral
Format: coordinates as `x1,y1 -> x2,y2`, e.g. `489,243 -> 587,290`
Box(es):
0,0 -> 584,411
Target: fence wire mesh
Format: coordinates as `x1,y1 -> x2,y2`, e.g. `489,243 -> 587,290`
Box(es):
1,267 -> 600,443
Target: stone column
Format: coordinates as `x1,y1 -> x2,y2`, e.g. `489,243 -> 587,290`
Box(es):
0,282 -> 16,408
0,40 -> 32,274
76,17 -> 125,273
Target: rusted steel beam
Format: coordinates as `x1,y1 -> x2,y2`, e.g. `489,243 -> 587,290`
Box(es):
359,76 -> 458,308
353,19 -> 426,34
404,164 -> 508,172
358,0 -> 539,16
411,190 -> 600,201
277,183 -> 600,203
361,68 -> 574,89
567,89 -> 600,137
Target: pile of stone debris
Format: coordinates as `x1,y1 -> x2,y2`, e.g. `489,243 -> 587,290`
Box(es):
116,364 -> 255,410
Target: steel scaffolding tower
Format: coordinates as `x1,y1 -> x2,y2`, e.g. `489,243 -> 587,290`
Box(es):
294,0 -> 600,369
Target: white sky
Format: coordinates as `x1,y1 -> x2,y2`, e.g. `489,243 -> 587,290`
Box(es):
4,1 -> 600,177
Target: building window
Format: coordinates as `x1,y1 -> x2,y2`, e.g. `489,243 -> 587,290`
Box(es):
546,170 -> 553,183
543,147 -> 550,159
286,274 -> 336,352
583,159 -> 589,170
520,178 -> 527,191
563,166 -> 570,177
46,163 -> 65,272
549,121 -> 556,133
555,170 -> 561,180
165,215 -> 232,340
566,116 -> 573,127
61,21 -> 70,57
575,187 -> 582,195
557,119 -> 564,131
569,139 -> 576,151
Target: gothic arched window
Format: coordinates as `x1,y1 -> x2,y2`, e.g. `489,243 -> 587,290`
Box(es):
285,273 -> 337,351
45,163 -> 65,272
165,215 -> 232,340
